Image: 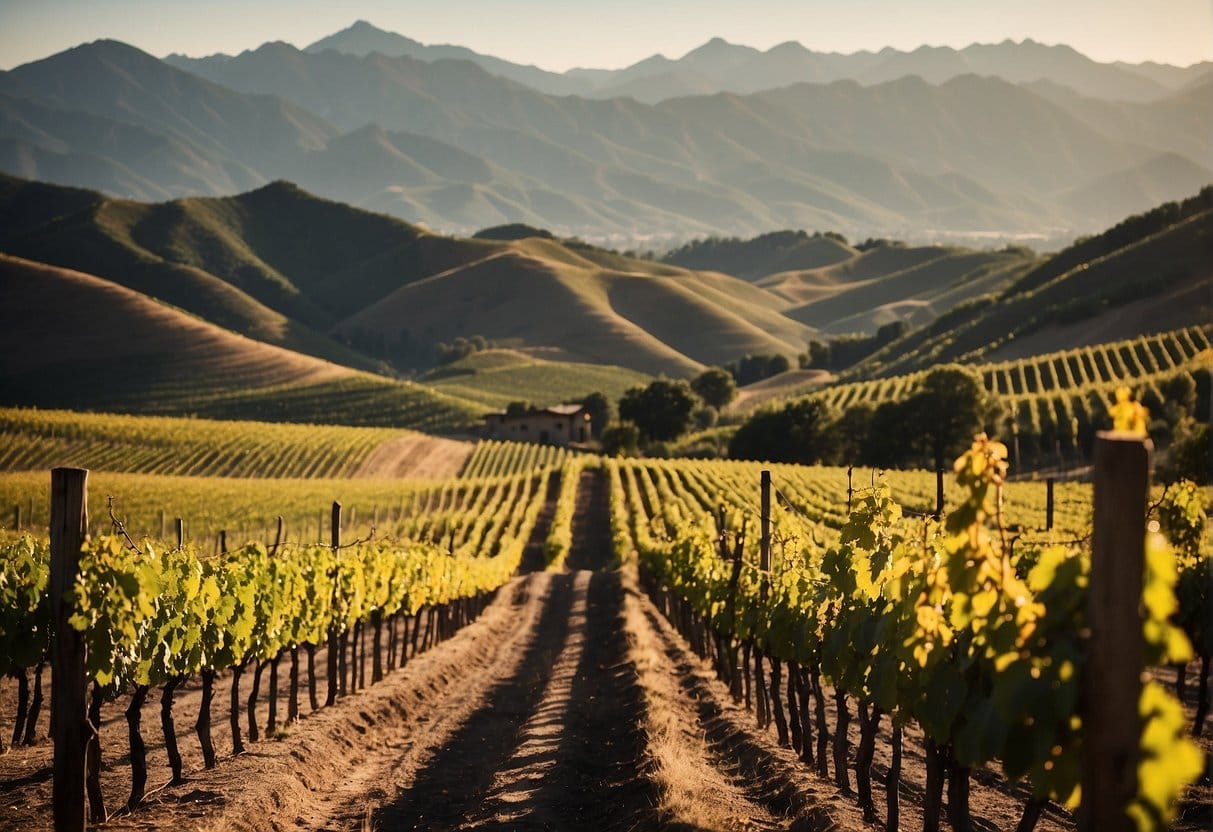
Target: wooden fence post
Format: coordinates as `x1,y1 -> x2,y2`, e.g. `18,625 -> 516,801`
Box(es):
1046,478 -> 1055,531
12,503 -> 19,531
759,470 -> 771,574
1080,432 -> 1150,832
326,502 -> 341,706
50,467 -> 89,832
174,518 -> 184,549
935,468 -> 945,518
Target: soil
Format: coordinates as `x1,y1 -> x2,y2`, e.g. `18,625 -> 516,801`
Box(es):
352,436 -> 474,480
2,473 -> 1210,831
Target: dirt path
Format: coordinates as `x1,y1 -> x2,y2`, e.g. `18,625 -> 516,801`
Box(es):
351,434 -> 473,479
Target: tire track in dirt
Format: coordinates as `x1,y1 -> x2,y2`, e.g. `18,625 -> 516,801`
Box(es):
370,572 -> 578,829
377,467 -> 658,831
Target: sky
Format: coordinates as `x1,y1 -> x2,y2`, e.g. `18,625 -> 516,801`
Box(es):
1,0 -> 1211,71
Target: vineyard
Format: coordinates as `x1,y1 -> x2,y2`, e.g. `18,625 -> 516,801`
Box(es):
1,433 -> 1211,831
804,326 -> 1211,455
459,439 -> 574,479
0,408 -> 412,479
610,442 -> 1212,829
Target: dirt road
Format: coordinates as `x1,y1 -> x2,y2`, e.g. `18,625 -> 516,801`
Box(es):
2,471 -> 1207,831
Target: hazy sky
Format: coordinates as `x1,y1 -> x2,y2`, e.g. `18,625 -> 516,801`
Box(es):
2,0 -> 1210,71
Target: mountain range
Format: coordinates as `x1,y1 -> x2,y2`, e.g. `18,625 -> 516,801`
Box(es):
0,24 -> 1207,246
287,21 -> 1210,105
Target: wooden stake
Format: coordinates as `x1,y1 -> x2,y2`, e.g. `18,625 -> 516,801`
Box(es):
1079,432 -> 1150,832
51,467 -> 89,832
1046,478 -> 1055,531
759,470 -> 771,573
326,502 -> 341,707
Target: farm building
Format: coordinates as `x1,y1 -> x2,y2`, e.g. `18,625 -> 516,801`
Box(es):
483,404 -> 591,446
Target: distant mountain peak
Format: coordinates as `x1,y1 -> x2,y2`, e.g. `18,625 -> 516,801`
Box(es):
304,19 -> 423,55
768,40 -> 810,55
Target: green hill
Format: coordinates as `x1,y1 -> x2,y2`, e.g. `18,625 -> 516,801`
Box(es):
0,253 -> 482,431
421,349 -> 652,409
852,189 -> 1213,376
661,230 -> 856,281
336,247 -> 815,377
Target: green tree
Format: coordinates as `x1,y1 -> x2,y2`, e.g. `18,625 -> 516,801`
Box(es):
691,367 -> 737,410
580,391 -> 612,439
831,404 -> 874,464
805,340 -> 830,369
601,422 -> 640,457
860,401 -> 913,467
1158,418 -> 1210,485
618,380 -> 697,443
728,399 -> 837,464
902,365 -> 999,471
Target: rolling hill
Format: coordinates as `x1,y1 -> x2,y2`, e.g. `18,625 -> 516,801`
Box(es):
846,188 -> 1213,376
1,175 -> 1207,431
420,349 -> 652,410
0,175 -> 822,379
0,252 -> 483,430
334,245 -> 817,377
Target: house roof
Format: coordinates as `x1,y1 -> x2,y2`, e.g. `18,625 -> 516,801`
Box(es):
484,403 -> 588,419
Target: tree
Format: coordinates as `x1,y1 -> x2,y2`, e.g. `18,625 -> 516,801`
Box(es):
580,392 -> 612,438
691,367 -> 737,410
1157,419 -> 1211,485
805,340 -> 830,370
728,399 -> 837,464
860,401 -> 913,467
601,422 -> 640,457
727,353 -> 790,385
505,401 -> 531,417
831,404 -> 874,464
618,380 -> 697,443
902,365 -> 998,471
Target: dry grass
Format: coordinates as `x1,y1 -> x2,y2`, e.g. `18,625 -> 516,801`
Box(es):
337,245 -> 816,378
620,567 -> 782,831
0,253 -> 349,386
